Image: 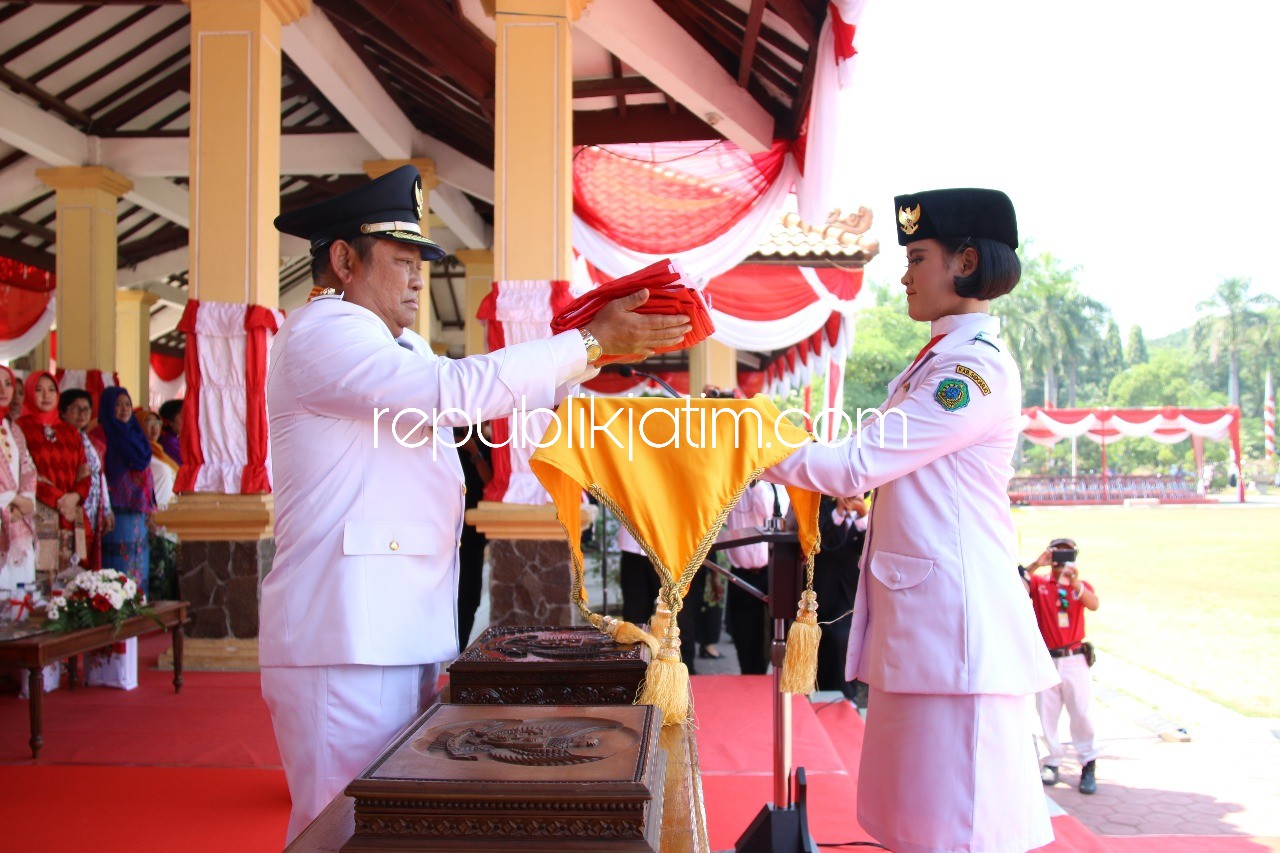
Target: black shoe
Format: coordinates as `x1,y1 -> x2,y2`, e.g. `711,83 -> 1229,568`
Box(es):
1041,765 -> 1059,786
699,647 -> 723,660
1079,760 -> 1097,795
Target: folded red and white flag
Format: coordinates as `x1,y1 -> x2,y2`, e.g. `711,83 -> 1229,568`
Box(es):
550,259 -> 714,364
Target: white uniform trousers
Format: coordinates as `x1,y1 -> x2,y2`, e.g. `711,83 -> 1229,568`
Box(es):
859,688 -> 1053,853
1035,653 -> 1099,767
261,662 -> 441,845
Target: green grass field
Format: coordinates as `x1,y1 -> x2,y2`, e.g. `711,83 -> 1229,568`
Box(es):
1011,503 -> 1280,718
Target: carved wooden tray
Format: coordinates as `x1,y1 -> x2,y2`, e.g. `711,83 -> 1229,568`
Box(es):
343,703 -> 664,851
448,626 -> 648,706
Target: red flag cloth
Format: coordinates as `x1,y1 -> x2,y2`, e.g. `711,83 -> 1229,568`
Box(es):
550,259 -> 714,365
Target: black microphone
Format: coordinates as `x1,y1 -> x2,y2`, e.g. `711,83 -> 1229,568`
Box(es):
616,365 -> 683,398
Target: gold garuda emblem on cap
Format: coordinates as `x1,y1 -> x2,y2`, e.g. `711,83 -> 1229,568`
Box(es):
898,204 -> 921,235
414,180 -> 424,220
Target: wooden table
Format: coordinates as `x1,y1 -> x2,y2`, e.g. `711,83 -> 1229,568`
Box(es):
287,718 -> 709,852
0,600 -> 189,758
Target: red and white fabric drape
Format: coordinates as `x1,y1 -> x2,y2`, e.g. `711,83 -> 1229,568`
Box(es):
476,280 -> 574,504
148,352 -> 186,411
572,141 -> 799,282
174,300 -> 283,495
0,258 -> 55,362
794,0 -> 868,226
56,369 -> 120,419
1019,406 -> 1245,501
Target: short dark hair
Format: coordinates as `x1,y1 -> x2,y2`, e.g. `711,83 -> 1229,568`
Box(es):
58,388 -> 92,415
943,237 -> 1021,300
310,235 -> 381,284
158,399 -> 183,422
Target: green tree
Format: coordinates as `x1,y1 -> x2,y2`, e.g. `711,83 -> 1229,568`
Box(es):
1194,276 -> 1278,406
994,248 -> 1110,407
1100,318 -> 1125,378
841,281 -> 929,411
1106,350 -> 1222,472
1126,325 -> 1149,366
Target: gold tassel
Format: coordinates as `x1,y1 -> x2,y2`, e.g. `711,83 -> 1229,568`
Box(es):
647,595 -> 671,641
638,616 -> 691,726
779,589 -> 821,695
613,620 -> 661,656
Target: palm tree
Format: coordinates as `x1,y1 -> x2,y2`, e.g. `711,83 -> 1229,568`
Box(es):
1194,277 -> 1278,406
995,249 -> 1104,407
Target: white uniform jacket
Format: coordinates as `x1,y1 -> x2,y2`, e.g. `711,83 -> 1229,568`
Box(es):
766,313 -> 1058,697
261,296 -> 592,668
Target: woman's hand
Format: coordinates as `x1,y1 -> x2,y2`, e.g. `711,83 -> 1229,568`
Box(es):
103,513 -> 115,534
9,495 -> 35,518
56,492 -> 81,522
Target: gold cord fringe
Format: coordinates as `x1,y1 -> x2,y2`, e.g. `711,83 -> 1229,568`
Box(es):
779,589 -> 820,695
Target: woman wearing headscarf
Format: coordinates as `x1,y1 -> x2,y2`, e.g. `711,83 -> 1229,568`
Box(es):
90,387 -> 155,587
0,366 -> 38,591
59,388 -> 113,571
16,371 -> 89,575
137,407 -> 179,601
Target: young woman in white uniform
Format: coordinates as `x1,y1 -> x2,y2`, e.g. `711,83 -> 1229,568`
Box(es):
765,188 -> 1059,853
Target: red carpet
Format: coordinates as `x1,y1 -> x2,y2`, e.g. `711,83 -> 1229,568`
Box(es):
0,634 -> 279,767
0,764 -> 289,852
2,650 -> 1270,851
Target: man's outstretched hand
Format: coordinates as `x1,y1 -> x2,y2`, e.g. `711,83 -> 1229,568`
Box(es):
584,288 -> 692,361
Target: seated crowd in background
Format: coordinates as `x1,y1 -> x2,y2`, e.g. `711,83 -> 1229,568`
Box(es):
0,366 -> 183,603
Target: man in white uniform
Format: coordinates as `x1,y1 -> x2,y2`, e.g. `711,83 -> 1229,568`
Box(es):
765,189 -> 1059,853
261,166 -> 693,842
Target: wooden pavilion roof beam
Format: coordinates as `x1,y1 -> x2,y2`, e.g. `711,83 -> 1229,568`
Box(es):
575,0 -> 775,152
349,0 -> 495,106
281,5 -> 491,244
737,0 -> 767,88
0,86 -> 190,228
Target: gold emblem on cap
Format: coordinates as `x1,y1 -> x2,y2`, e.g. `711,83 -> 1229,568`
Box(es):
898,204 -> 921,235
414,181 -> 424,220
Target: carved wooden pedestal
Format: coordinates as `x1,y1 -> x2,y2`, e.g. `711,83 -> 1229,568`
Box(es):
448,626 -> 648,706
342,703 -> 664,851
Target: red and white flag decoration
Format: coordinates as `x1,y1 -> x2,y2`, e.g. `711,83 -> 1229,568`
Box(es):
1266,369 -> 1275,460
475,280 -> 575,504
174,300 -> 283,495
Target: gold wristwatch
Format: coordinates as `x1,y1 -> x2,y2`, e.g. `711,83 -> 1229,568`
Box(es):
578,328 -> 603,363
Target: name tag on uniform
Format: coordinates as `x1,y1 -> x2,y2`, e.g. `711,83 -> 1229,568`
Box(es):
1058,612 -> 1070,628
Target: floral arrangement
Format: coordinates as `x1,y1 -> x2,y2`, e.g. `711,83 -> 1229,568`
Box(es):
45,569 -> 153,633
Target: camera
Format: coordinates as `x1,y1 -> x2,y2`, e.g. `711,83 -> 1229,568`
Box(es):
1051,547 -> 1077,565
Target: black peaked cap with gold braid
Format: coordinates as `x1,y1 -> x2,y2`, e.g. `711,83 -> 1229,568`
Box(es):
274,164 -> 445,261
894,188 -> 1018,250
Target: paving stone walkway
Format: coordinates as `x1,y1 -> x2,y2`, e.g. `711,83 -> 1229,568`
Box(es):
1039,653 -> 1280,843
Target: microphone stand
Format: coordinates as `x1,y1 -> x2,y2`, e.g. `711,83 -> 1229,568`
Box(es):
709,527 -> 816,853
613,365 -> 684,399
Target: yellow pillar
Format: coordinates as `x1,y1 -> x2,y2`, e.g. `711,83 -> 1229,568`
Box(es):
494,0 -> 584,283
689,339 -> 738,393
188,0 -> 310,308
36,166 -> 133,372
364,158 -> 440,342
115,290 -> 160,405
455,248 -> 495,355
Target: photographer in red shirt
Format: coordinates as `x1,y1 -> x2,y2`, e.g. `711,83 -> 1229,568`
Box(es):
1024,537 -> 1101,794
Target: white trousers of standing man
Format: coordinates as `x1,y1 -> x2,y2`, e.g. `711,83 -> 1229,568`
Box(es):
1036,653 -> 1099,767
262,662 -> 441,845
